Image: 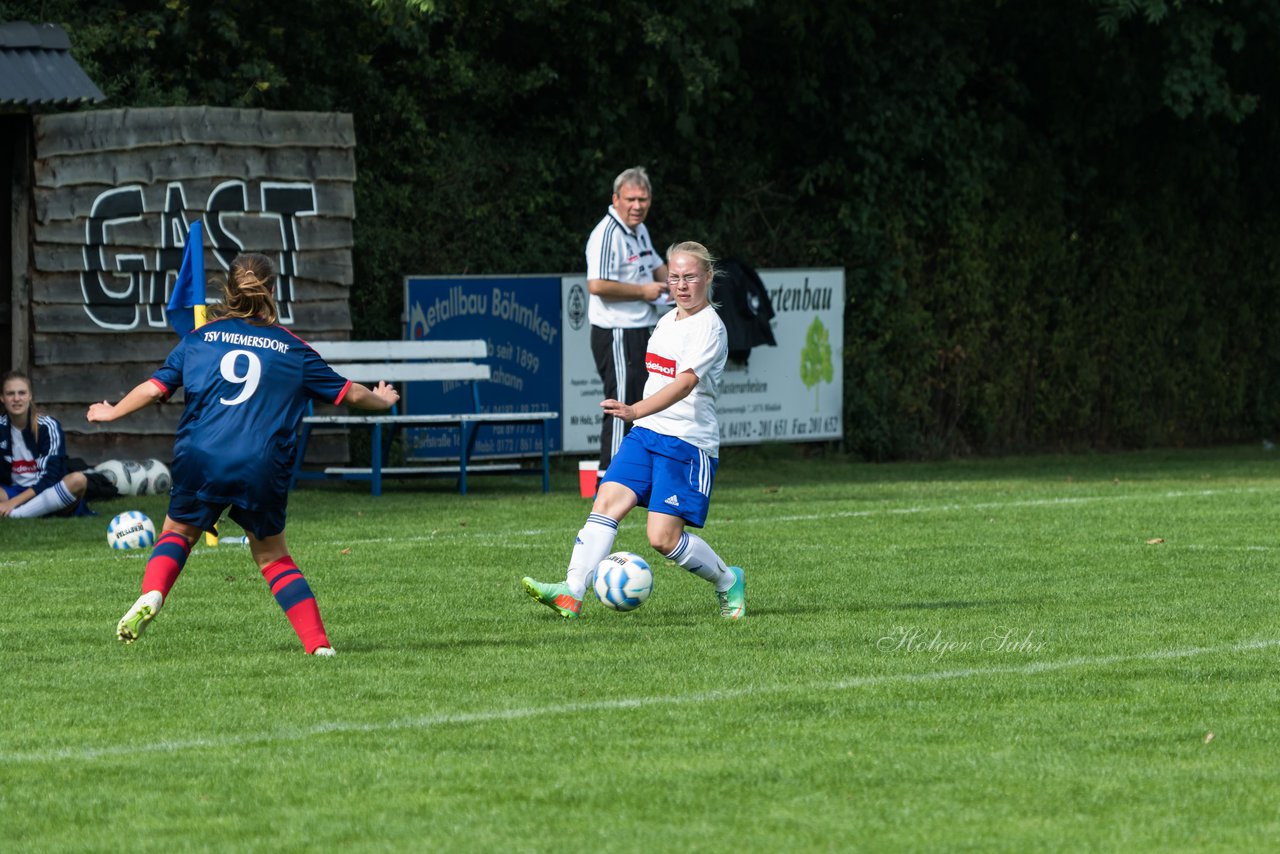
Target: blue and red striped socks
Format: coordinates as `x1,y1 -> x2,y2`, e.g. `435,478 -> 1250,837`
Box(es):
261,556 -> 330,653
141,531 -> 192,598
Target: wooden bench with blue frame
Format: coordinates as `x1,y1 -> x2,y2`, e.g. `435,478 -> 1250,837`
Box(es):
290,339 -> 558,496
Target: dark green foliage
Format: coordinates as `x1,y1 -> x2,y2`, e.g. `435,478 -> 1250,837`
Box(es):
7,0 -> 1280,456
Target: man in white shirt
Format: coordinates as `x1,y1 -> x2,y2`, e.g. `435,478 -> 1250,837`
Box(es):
584,166 -> 670,477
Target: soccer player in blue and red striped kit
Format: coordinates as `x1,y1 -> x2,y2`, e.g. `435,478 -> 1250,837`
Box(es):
88,252 -> 399,655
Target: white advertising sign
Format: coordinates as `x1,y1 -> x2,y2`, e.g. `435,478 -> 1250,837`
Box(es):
560,269 -> 844,454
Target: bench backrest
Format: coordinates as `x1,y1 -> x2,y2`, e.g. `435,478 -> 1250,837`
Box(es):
310,339 -> 492,384
312,340 -> 486,361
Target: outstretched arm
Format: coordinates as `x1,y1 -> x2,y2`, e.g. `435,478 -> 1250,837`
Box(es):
342,380 -> 400,411
87,380 -> 166,423
600,370 -> 698,423
588,277 -> 668,302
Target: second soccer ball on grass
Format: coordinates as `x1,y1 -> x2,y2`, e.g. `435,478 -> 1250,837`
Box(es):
137,458 -> 172,495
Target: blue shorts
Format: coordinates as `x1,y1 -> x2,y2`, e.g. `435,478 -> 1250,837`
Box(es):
601,425 -> 718,528
167,492 -> 287,540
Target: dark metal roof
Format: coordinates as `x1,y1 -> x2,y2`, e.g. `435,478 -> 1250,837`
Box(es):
0,21 -> 105,107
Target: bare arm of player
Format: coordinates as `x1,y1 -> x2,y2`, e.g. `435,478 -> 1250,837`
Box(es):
588,278 -> 668,302
86,380 -> 166,423
342,380 -> 400,411
600,369 -> 698,423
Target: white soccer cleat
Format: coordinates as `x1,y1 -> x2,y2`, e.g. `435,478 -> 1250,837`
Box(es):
312,646 -> 337,657
117,590 -> 164,643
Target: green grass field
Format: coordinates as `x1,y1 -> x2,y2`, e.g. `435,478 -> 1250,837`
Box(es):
2,444 -> 1279,851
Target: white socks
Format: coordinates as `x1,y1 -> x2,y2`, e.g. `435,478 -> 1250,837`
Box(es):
565,513 -> 619,597
9,482 -> 78,518
565,519 -> 732,598
665,532 -> 734,592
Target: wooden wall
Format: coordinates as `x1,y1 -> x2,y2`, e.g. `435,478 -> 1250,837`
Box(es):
2,115 -> 20,375
29,107 -> 355,462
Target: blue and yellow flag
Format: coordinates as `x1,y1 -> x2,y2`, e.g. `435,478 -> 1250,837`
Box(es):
167,221 -> 207,336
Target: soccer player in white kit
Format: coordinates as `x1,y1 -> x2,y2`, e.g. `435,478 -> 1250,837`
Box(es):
523,242 -> 745,619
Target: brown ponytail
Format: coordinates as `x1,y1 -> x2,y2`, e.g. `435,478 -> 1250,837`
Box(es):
208,252 -> 279,325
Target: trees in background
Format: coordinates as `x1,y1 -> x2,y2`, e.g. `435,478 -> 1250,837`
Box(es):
7,0 -> 1279,456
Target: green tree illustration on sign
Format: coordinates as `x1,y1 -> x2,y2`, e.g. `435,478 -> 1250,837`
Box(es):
799,316 -> 833,411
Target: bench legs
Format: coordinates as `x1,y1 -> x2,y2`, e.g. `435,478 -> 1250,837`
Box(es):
459,422 -> 478,496
371,422 -> 384,497
540,419 -> 550,492
294,418 -> 555,496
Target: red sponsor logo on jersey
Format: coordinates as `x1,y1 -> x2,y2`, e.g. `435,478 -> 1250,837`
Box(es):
645,353 -> 676,378
628,253 -> 640,263
11,460 -> 37,476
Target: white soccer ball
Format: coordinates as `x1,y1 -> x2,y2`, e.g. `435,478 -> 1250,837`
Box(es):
593,551 -> 654,612
137,459 -> 172,496
119,460 -> 147,495
92,459 -> 134,494
108,511 -> 156,551
95,459 -> 151,496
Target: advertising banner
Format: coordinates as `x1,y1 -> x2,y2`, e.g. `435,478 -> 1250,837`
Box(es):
402,269 -> 842,459
560,268 -> 844,454
403,275 -> 563,459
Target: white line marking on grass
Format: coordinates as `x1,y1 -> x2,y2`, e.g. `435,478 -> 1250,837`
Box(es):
315,485 -> 1278,545
1181,544 -> 1274,552
3,637 -> 1276,765
23,485 -> 1279,563
759,487 -> 1271,524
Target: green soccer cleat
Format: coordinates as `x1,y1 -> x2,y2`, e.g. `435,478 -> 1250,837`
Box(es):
117,591 -> 164,643
717,566 -> 746,620
522,577 -> 582,619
